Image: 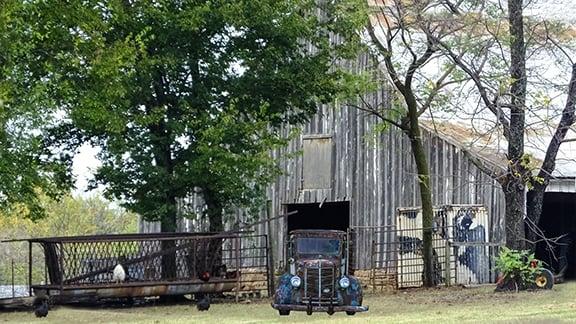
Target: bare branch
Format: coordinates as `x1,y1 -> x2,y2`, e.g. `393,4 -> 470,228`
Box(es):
417,62 -> 464,116
367,9 -> 406,95
434,38 -> 512,139
346,102 -> 405,130
405,41 -> 435,89
535,63 -> 576,183
543,22 -> 575,65
442,0 -> 462,14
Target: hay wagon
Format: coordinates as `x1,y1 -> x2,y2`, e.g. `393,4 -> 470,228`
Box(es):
3,232 -> 262,315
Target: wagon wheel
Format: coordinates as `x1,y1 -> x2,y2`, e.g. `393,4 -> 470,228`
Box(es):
33,296 -> 49,318
534,269 -> 554,290
195,293 -> 211,311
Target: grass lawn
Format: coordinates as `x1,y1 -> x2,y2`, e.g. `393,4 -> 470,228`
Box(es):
2,282 -> 576,323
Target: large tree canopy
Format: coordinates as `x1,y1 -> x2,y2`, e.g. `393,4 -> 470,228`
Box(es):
26,0 -> 361,231
0,0 -> 71,219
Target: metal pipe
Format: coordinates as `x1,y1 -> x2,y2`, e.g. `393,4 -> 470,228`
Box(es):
445,239 -> 451,287
318,265 -> 321,301
11,259 -> 15,298
28,241 -> 32,296
235,236 -> 240,303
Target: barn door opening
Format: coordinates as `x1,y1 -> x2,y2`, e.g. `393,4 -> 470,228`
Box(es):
286,201 -> 350,232
535,192 -> 576,280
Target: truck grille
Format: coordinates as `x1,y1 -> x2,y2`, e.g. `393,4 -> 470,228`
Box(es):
303,266 -> 335,302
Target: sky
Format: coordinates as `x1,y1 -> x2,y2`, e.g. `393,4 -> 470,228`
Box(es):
72,143 -> 101,196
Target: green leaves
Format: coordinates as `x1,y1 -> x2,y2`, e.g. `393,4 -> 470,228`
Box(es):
0,0 -> 73,218
0,193 -> 137,283
10,0 -> 361,228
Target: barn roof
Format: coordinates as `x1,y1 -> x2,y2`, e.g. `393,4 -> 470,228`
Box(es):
422,120 -> 576,179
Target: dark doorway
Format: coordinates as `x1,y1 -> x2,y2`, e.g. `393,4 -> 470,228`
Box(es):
286,201 -> 350,232
535,192 -> 576,279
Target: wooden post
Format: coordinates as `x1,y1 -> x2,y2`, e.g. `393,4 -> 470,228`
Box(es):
266,234 -> 274,298
59,243 -> 65,292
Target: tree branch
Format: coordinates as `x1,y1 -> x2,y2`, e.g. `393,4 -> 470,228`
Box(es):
536,63 -> 576,183
434,38 -> 511,139
346,102 -> 405,130
417,62 -> 464,116
367,11 -> 406,96
405,42 -> 435,89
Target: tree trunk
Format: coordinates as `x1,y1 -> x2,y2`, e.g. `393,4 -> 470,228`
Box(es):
525,63 -> 576,250
503,180 -> 526,250
207,204 -> 223,232
160,189 -> 178,281
504,0 -> 528,250
149,113 -> 178,280
365,13 -> 437,287
160,204 -> 178,280
405,107 -> 435,287
204,189 -> 223,232
526,186 -> 545,249
160,196 -> 178,232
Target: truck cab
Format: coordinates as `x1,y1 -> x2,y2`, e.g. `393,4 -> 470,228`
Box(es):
272,230 -> 368,316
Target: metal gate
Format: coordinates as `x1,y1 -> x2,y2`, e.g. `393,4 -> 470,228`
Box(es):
352,205 -> 502,290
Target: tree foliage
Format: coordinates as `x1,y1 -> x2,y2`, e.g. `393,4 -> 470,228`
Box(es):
0,0 -> 72,219
20,0 -> 362,231
0,194 -> 137,284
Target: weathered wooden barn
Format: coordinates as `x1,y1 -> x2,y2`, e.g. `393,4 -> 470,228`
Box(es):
140,53 -> 517,287
139,42 -> 576,287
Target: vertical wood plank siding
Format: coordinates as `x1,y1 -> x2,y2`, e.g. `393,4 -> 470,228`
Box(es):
140,53 -> 506,269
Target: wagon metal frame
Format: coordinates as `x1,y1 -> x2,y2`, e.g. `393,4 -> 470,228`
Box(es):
1,231 -> 272,314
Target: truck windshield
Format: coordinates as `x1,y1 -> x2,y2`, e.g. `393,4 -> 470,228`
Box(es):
296,237 -> 341,255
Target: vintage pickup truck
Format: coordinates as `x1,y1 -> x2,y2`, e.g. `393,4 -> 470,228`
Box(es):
271,229 -> 368,315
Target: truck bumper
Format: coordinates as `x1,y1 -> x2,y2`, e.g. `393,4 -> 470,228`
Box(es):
272,303 -> 368,313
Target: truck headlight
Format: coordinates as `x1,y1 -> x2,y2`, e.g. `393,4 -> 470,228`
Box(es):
290,275 -> 302,288
339,276 -> 350,289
